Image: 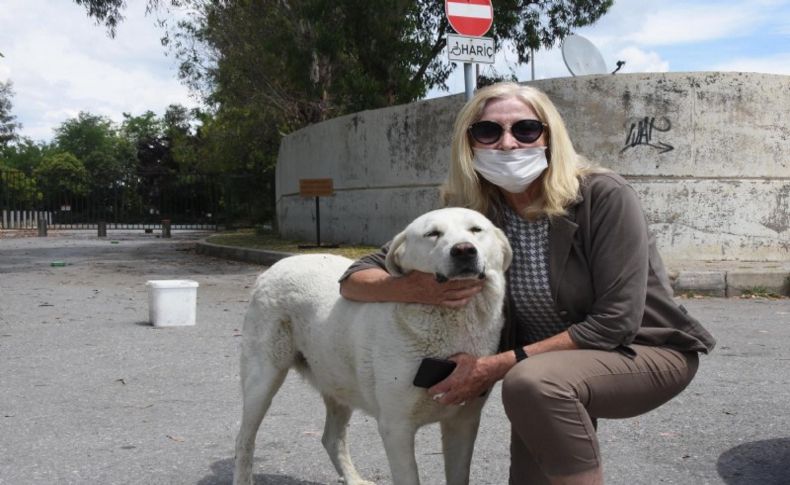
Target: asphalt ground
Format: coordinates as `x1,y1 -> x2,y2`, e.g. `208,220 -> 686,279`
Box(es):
0,230 -> 788,485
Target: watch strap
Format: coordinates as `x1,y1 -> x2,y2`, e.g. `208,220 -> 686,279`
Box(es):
514,346 -> 528,362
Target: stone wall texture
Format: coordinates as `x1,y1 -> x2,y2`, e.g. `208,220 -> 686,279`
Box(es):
276,72 -> 790,261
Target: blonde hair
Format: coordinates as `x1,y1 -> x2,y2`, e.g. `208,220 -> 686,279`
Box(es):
440,82 -> 605,219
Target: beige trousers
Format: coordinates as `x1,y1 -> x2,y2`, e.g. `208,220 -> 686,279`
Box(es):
502,345 -> 699,483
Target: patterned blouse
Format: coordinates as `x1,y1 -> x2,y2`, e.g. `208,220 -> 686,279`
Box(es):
502,204 -> 570,344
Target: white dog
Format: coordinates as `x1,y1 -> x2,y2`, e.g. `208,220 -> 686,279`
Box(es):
233,207 -> 512,485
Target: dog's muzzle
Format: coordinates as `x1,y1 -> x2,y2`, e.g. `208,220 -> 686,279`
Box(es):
435,242 -> 486,282
451,242 -> 477,262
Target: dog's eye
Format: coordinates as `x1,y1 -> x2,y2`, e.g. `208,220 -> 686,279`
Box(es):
424,230 -> 442,238
469,226 -> 483,233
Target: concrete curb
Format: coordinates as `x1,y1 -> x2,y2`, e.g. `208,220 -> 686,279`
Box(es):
668,266 -> 790,297
195,240 -> 293,267
672,271 -> 728,297
196,240 -> 790,297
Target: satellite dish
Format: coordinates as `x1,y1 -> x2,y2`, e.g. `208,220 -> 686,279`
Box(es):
562,34 -> 607,76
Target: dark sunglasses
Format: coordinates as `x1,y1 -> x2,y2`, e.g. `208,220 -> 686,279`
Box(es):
468,119 -> 547,145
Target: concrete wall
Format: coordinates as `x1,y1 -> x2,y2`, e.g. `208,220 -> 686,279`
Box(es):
277,72 -> 790,261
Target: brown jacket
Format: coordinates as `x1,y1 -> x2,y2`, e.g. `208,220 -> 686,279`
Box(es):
341,172 -> 716,355
494,172 -> 715,354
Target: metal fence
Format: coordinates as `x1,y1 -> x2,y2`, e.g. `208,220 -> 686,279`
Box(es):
0,170 -> 273,230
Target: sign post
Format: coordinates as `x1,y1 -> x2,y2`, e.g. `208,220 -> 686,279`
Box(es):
445,0 -> 494,100
298,178 -> 338,249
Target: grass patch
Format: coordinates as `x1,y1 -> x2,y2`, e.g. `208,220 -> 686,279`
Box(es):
739,286 -> 784,299
677,291 -> 707,299
206,229 -> 379,260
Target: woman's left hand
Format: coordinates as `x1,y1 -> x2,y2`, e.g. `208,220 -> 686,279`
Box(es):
428,353 -> 498,406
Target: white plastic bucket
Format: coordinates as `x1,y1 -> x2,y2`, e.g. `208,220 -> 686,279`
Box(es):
146,280 -> 199,327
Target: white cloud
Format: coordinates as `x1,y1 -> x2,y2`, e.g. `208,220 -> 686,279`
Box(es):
711,53 -> 790,74
0,0 -> 197,142
25,108 -> 82,141
4,0 -> 790,133
529,48 -> 575,80
624,5 -> 763,46
574,0 -> 790,49
614,47 -> 670,73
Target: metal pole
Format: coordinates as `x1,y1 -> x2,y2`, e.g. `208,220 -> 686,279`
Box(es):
531,48 -> 535,81
315,196 -> 321,247
161,219 -> 171,239
464,62 -> 475,100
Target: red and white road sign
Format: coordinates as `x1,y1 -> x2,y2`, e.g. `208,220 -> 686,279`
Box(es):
445,0 -> 493,37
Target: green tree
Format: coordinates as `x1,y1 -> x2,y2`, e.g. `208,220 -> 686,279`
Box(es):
33,152 -> 89,201
54,112 -> 116,162
163,104 -> 192,135
73,0 -> 171,37
0,83 -> 47,208
172,1 -> 610,120
0,80 -> 20,148
163,104 -> 203,172
190,106 -> 278,222
75,0 -> 613,122
120,104 -> 196,173
0,138 -> 52,174
0,167 -> 40,209
54,112 -> 137,189
121,110 -> 177,175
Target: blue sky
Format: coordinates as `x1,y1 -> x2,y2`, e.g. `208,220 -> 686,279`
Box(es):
2,0 -> 789,142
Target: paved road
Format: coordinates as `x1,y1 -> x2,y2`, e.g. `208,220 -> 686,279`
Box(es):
1,231 -> 788,484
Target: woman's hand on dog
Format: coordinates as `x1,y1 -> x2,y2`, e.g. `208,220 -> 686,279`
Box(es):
402,271 -> 485,308
428,353 -> 508,405
340,268 -> 483,308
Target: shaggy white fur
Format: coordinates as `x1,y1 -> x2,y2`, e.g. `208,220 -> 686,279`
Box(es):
233,207 -> 512,485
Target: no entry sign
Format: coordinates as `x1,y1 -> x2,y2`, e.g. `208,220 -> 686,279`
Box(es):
445,0 -> 493,37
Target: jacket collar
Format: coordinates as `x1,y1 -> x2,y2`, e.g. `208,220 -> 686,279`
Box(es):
549,212 -> 578,301
548,180 -> 586,299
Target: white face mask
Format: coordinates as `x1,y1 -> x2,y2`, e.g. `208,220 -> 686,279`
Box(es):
472,147 -> 548,194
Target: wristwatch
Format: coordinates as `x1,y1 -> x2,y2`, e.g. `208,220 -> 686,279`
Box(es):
514,346 -> 528,362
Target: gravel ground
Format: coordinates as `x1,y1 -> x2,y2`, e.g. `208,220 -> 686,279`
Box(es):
1,230 -> 788,484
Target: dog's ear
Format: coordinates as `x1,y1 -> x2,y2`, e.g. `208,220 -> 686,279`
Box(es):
493,226 -> 513,271
384,230 -> 408,276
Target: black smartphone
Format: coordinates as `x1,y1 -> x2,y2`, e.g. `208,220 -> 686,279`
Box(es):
413,357 -> 456,388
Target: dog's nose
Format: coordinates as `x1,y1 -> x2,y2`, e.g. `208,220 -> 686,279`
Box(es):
450,242 -> 478,260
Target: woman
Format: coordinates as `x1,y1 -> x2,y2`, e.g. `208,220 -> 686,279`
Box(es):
339,82 -> 715,484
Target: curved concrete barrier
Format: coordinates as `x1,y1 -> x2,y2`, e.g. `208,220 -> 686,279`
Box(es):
277,72 -> 790,262
195,239 -> 292,267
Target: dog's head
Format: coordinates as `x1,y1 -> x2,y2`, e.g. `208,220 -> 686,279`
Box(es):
385,208 -> 512,282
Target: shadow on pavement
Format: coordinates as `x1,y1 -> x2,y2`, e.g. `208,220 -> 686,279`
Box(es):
717,437 -> 790,484
198,458 -> 325,485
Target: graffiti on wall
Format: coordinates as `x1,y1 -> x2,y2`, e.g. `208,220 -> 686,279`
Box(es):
621,116 -> 674,154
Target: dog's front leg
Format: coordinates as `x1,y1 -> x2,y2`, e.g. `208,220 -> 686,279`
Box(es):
322,395 -> 375,485
440,410 -> 482,485
377,418 -> 420,485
